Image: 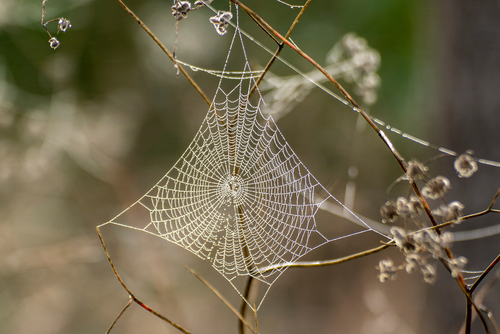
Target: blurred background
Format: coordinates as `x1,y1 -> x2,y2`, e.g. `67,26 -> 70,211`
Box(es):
1,0 -> 499,333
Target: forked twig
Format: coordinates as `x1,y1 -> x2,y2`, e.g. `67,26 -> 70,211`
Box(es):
438,258 -> 491,334
96,226 -> 191,334
105,298 -> 133,334
186,267 -> 256,334
460,269 -> 500,334
471,255 -> 500,294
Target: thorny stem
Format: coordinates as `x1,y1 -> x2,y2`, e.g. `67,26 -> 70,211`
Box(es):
96,226 -> 191,334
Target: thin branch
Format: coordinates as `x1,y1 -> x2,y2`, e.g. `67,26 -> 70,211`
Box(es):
248,0 -> 313,98
115,0 -> 211,107
186,267 -> 256,334
484,307 -> 500,334
239,276 -> 254,334
464,299 -> 472,334
105,298 -> 133,334
96,226 -> 191,334
461,269 -> 500,334
253,305 -> 259,334
453,274 -> 490,334
440,257 -> 490,334
258,243 -> 391,273
470,255 -> 500,293
41,0 -> 51,36
429,188 -> 500,234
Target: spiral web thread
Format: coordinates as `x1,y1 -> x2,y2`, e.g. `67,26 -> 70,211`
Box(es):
102,9 -> 383,311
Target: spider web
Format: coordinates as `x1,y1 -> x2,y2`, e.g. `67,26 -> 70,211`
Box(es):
101,6 -> 385,311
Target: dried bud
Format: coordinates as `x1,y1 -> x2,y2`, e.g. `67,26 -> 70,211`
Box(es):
422,263 -> 437,284
172,1 -> 191,20
48,37 -> 60,50
381,200 -> 399,223
377,259 -> 398,282
210,11 -> 232,35
396,197 -> 411,217
449,256 -> 467,278
390,226 -> 414,253
454,153 -> 478,178
406,160 -> 427,181
405,253 -> 425,274
408,196 -> 424,217
422,176 -> 451,199
58,18 -> 72,32
432,201 -> 464,223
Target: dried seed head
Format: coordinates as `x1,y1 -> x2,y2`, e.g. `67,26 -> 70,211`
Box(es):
449,256 -> 468,278
454,153 -> 478,178
172,1 -> 191,21
390,226 -> 415,253
432,201 -> 464,223
440,232 -> 454,246
413,229 -> 447,259
381,200 -> 399,223
406,160 -> 428,181
408,195 -> 424,217
422,176 -> 451,199
210,11 -> 232,35
58,18 -> 72,32
48,37 -> 60,50
377,259 -> 398,282
396,197 -> 412,217
422,263 -> 437,284
405,253 -> 425,274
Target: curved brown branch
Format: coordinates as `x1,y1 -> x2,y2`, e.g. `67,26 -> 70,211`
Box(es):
96,226 -> 191,334
258,243 -> 391,274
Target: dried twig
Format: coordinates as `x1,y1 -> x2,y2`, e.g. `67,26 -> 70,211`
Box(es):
186,267 -> 256,334
96,226 -> 191,334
